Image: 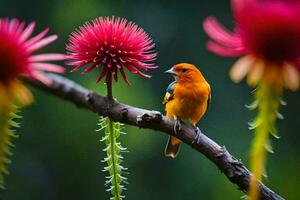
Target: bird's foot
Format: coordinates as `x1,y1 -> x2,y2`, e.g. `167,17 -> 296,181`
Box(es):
192,126 -> 203,144
174,118 -> 182,135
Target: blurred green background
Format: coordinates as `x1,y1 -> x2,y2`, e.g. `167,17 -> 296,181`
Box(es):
1,0 -> 300,199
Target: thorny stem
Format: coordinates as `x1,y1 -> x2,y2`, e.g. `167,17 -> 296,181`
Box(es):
249,81 -> 282,200
105,73 -> 124,199
108,118 -> 121,200
0,104 -> 20,189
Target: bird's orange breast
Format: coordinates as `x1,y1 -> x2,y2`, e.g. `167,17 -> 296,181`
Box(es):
165,81 -> 210,126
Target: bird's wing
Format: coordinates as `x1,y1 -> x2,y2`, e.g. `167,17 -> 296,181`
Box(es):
163,81 -> 176,105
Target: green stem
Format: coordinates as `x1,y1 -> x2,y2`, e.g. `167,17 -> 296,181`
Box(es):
98,116 -> 127,200
108,117 -> 121,200
0,104 -> 21,189
248,81 -> 282,200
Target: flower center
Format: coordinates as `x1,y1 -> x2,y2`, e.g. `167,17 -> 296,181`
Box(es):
94,42 -> 130,69
254,31 -> 300,62
238,2 -> 300,63
0,35 -> 28,83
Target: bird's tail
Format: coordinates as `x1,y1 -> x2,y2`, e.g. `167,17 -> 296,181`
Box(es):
164,136 -> 181,158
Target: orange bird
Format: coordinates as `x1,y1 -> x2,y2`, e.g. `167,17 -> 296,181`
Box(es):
163,63 -> 211,158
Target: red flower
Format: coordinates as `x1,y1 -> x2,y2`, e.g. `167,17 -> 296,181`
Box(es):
66,17 -> 157,84
0,18 -> 65,84
0,18 -> 65,105
203,0 -> 300,91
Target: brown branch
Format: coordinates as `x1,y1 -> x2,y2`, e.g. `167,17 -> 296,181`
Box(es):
25,74 -> 284,200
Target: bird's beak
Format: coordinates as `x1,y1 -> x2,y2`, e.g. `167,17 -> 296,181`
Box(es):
165,68 -> 176,76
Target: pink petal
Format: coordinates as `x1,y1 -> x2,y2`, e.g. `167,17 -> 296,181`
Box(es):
82,63 -> 97,74
126,65 -> 151,78
66,60 -> 82,66
119,67 -> 129,84
70,62 -> 86,72
207,41 -> 246,57
24,28 -> 49,47
20,22 -> 36,42
247,60 -> 265,87
31,72 -> 52,85
203,16 -> 242,48
31,63 -> 66,73
230,55 -> 255,83
283,63 -> 299,91
29,53 -> 66,62
136,70 -> 151,78
27,35 -> 58,52
9,18 -> 19,34
113,70 -> 118,82
15,21 -> 26,37
96,67 -> 107,83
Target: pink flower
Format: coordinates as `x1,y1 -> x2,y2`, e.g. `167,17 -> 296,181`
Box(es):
203,0 -> 300,91
66,16 -> 157,84
0,18 -> 65,84
0,18 -> 65,105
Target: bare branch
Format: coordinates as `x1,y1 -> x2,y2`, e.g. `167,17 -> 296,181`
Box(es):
24,74 -> 284,200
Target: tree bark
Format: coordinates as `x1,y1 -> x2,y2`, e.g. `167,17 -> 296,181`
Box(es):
24,74 -> 284,200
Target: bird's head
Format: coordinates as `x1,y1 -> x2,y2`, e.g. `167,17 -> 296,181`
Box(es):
165,63 -> 205,83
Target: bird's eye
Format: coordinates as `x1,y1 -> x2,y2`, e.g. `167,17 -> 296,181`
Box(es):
181,68 -> 187,73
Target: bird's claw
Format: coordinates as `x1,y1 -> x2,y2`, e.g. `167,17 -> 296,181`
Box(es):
192,126 -> 203,144
174,119 -> 182,135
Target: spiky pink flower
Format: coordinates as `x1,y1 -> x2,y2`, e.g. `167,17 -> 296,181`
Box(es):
0,18 -> 65,84
66,17 -> 157,84
0,18 -> 65,105
203,0 -> 300,91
